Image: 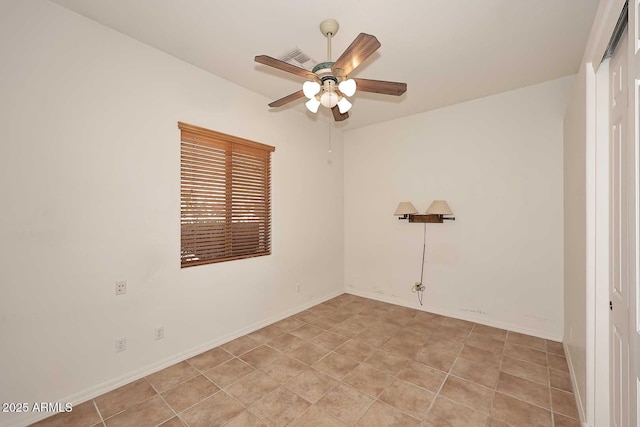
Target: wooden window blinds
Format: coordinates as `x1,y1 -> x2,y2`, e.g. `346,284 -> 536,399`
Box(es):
179,122 -> 275,267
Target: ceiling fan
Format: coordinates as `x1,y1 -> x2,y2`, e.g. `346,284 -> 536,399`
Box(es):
255,19 -> 407,122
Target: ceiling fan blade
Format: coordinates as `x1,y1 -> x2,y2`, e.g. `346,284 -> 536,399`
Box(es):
331,33 -> 381,77
331,106 -> 349,122
255,55 -> 316,80
352,78 -> 407,96
268,90 -> 305,107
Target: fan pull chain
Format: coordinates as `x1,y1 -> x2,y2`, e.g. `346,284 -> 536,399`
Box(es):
328,115 -> 333,153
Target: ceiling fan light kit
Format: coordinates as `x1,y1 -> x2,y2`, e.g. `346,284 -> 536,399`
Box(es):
255,18 -> 407,122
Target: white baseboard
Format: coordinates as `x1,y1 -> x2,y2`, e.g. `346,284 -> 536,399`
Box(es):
346,288 -> 563,341
564,342 -> 588,426
8,289 -> 343,427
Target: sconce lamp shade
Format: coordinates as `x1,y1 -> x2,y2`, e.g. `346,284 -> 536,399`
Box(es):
394,202 -> 419,216
425,200 -> 453,215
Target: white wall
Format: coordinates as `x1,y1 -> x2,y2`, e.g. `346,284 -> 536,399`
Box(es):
563,64 -> 589,421
0,2 -> 344,426
344,76 -> 573,340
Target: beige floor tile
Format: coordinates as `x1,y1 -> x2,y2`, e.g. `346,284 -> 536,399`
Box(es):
31,400 -> 102,427
551,389 -> 579,420
547,354 -> 569,372
104,395 -> 173,427
506,332 -> 547,351
404,320 -> 439,335
225,371 -> 280,406
329,321 -> 367,338
343,364 -> 394,397
487,417 -> 510,427
363,350 -> 409,375
439,376 -> 494,414
248,324 -> 286,344
379,379 -> 434,420
316,383 -> 374,425
397,361 -> 447,392
414,348 -> 457,373
203,358 -> 254,388
288,405 -> 346,426
286,368 -> 337,403
353,328 -> 389,347
471,325 -> 507,341
308,315 -> 341,330
450,357 -> 500,389
491,392 -> 552,427
94,379 -> 157,419
294,310 -> 321,323
158,417 -> 186,427
343,314 -> 375,329
496,372 -> 550,410
465,334 -> 505,354
554,412 -> 581,426
356,401 -> 420,426
312,352 -> 359,379
311,331 -> 350,350
248,386 -> 310,426
289,324 -> 325,340
504,342 -> 547,366
161,375 -> 219,413
146,362 -> 199,393
268,333 -> 306,353
432,325 -> 471,342
287,342 -> 331,365
187,347 -> 233,371
427,396 -> 489,427
458,344 -> 502,368
272,317 -> 305,333
334,339 -> 376,362
441,318 -> 475,332
327,311 -> 354,323
414,311 -> 444,324
381,331 -> 425,359
180,391 -> 244,427
224,410 -> 267,426
546,340 -> 565,356
239,345 -> 282,370
422,337 -> 464,355
222,335 -> 261,356
260,354 -> 307,383
500,356 -> 549,386
550,369 -> 572,392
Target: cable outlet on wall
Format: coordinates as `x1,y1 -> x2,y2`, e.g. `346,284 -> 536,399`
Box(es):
412,282 -> 425,292
115,337 -> 127,353
154,327 -> 164,341
116,281 -> 127,295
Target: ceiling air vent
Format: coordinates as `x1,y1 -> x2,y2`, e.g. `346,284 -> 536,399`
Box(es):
279,47 -> 317,71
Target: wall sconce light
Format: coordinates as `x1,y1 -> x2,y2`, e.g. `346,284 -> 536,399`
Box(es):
394,200 -> 456,223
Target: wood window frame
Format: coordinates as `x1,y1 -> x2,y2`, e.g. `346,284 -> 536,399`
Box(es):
179,122 -> 275,267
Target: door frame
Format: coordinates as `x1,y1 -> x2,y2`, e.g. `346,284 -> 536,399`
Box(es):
583,1 -> 627,426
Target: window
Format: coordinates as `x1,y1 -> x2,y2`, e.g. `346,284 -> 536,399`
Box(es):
179,122 -> 275,267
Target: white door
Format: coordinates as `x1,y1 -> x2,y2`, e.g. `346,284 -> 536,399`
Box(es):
610,27 -> 631,427
629,3 -> 640,426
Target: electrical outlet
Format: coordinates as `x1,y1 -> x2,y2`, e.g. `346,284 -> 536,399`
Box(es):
154,327 -> 164,341
116,281 -> 127,295
115,337 -> 127,353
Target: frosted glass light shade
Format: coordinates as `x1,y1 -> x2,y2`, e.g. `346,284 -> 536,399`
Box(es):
337,97 -> 352,114
320,91 -> 339,108
302,81 -> 321,99
305,97 -> 321,113
339,79 -> 357,97
426,200 -> 453,215
394,202 -> 418,216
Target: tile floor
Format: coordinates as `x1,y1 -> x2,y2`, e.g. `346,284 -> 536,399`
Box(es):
31,294 -> 579,427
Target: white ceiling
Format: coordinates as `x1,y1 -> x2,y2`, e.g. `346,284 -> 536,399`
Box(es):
50,0 -> 599,130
